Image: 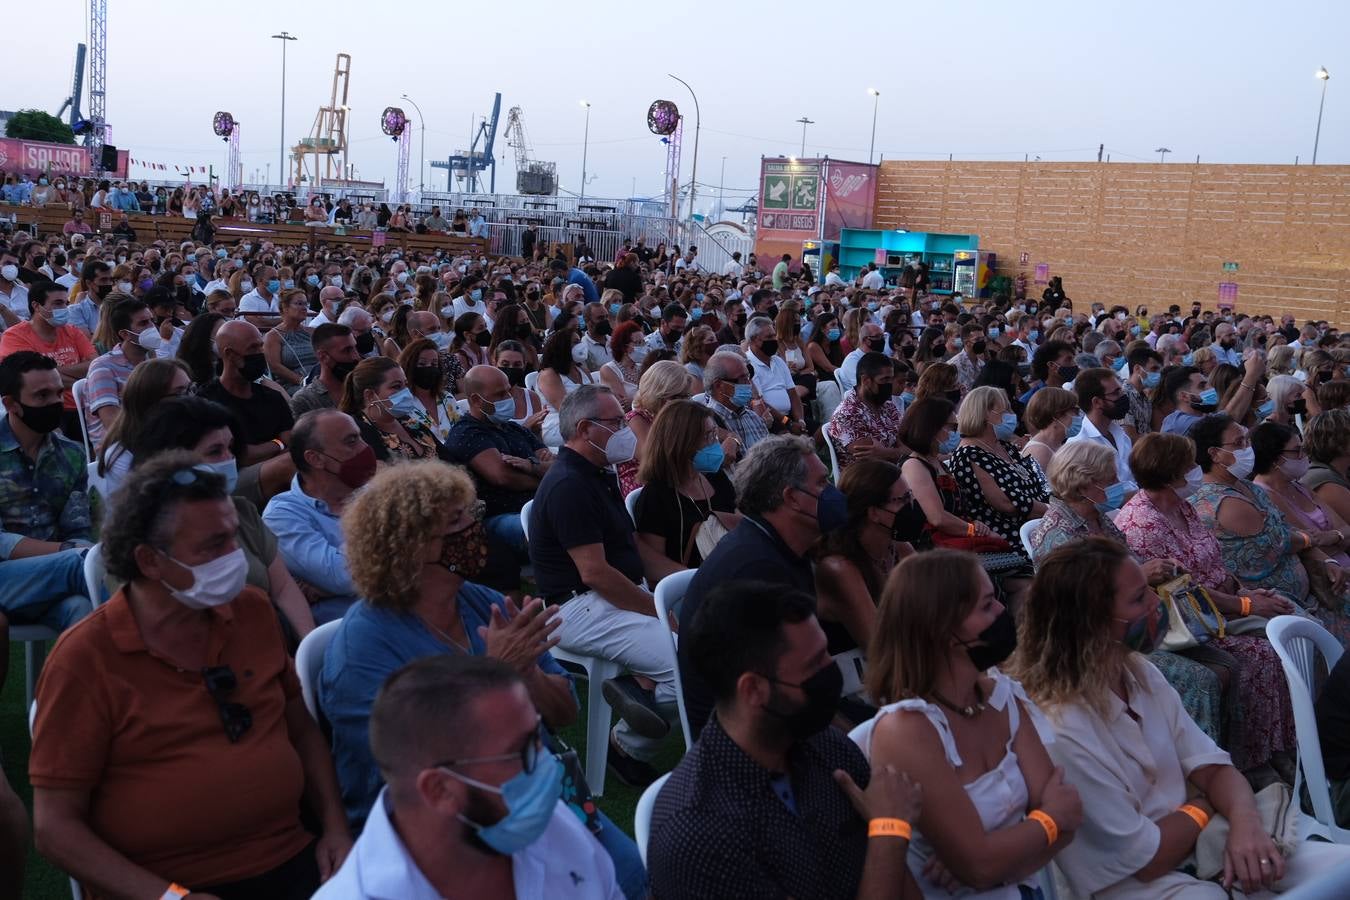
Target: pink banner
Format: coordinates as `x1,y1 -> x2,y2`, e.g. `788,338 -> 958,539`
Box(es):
821,160 -> 878,241
0,138 -> 128,179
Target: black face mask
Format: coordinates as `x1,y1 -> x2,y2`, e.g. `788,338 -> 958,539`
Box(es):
864,337 -> 885,353
330,359 -> 358,382
765,305 -> 779,319
888,499 -> 929,544
501,366 -> 526,388
355,332 -> 376,355
15,400 -> 63,435
972,340 -> 988,355
958,609 -> 1018,671
238,351 -> 268,382
1057,364 -> 1079,382
945,389 -> 962,405
868,382 -> 894,405
760,339 -> 779,356
474,330 -> 492,348
1290,398 -> 1308,417
900,344 -> 916,359
411,366 -> 441,390
762,661 -> 844,739
1106,394 -> 1130,420
516,322 -> 533,339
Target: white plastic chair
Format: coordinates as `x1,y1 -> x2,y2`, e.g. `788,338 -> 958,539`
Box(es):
653,570 -> 696,751
1267,614 -> 1350,844
634,771 -> 673,866
28,702 -> 85,900
12,625 -> 58,710
624,485 -> 643,526
295,619 -> 342,722
71,377 -> 93,461
520,497 -> 620,796
1019,518 -> 1042,560
834,648 -> 868,699
85,460 -> 106,507
823,426 -> 842,484
524,370 -> 540,395
83,542 -> 106,608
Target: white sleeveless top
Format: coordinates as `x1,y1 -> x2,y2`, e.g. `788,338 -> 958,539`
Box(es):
602,360 -> 639,400
849,672 -> 1055,899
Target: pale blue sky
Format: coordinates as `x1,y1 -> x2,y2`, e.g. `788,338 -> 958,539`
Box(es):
7,0 -> 1346,209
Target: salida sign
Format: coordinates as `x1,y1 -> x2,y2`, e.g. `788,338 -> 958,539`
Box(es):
0,138 -> 128,179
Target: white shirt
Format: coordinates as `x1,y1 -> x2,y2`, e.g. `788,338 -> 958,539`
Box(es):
862,269 -> 885,290
1066,414 -> 1137,495
314,789 -> 622,900
55,272 -> 79,290
581,332 -> 612,371
836,347 -> 865,395
0,282 -> 30,321
239,288 -> 279,314
203,278 -> 231,296
722,260 -> 745,278
674,257 -> 700,273
453,296 -> 494,330
644,328 -> 683,356
748,350 -> 795,415
824,271 -> 846,287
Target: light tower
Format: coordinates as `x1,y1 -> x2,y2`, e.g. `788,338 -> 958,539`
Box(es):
88,0 -> 108,173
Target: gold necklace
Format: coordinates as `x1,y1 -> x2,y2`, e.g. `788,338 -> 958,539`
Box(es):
419,613 -> 469,653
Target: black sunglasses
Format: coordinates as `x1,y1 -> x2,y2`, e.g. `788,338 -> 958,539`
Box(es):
202,665 -> 253,743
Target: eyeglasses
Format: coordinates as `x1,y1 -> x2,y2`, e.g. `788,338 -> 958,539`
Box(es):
434,719 -> 546,774
202,665 -> 253,743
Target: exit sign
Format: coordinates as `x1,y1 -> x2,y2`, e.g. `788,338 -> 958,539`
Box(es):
1222,261 -> 1239,273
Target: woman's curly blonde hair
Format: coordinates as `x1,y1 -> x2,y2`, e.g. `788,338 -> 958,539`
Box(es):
341,461 -> 476,610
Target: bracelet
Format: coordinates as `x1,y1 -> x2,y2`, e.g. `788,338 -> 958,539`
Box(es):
1026,809 -> 1058,845
1178,803 -> 1211,831
271,437 -> 286,452
1240,596 -> 1253,617
967,523 -> 976,538
868,817 -> 913,840
161,885 -> 190,900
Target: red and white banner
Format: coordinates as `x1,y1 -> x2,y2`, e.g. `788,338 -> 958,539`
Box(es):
0,138 -> 128,179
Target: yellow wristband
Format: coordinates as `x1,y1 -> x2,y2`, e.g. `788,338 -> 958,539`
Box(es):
1026,809 -> 1058,845
1240,596 -> 1252,617
868,817 -> 913,840
1178,803 -> 1210,831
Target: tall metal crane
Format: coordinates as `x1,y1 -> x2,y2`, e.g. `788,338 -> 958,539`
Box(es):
292,53 -> 352,188
432,93 -> 501,194
88,0 -> 108,171
503,106 -> 557,196
55,44 -> 87,130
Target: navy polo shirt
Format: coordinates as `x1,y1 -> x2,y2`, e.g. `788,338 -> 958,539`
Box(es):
443,415 -> 544,519
528,447 -> 643,599
678,515 -> 815,738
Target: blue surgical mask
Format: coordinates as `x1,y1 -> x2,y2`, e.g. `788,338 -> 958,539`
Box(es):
48,306 -> 70,326
827,328 -> 842,342
428,331 -> 453,351
988,327 -> 1002,338
216,248 -> 227,259
483,394 -> 517,423
1112,355 -> 1128,373
471,288 -> 483,302
1256,398 -> 1276,419
993,411 -> 1018,441
1065,413 -> 1084,438
1142,370 -> 1161,390
283,279 -> 295,289
867,301 -> 880,312
1181,352 -> 1195,366
609,303 -> 621,316
693,441 -> 725,474
200,457 -> 239,494
1196,387 -> 1219,407
383,386 -> 421,418
900,391 -> 916,406
690,307 -> 703,320
938,429 -> 961,454
695,292 -> 705,301
306,274 -> 321,287
266,279 -> 281,294
1130,324 -> 1142,336
186,254 -> 197,263
730,383 -> 753,408
444,753 -> 563,855
1095,482 -> 1128,513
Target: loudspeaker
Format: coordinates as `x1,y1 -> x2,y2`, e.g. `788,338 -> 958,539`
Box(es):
100,144 -> 119,170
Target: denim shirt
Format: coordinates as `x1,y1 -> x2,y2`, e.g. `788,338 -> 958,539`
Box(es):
261,476 -> 355,601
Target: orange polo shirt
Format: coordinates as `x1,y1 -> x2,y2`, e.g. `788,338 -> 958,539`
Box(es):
29,586 -> 313,895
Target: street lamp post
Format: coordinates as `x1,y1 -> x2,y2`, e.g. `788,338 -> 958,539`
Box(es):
271,31 -> 297,188
1155,147 -> 1171,163
1314,66 -> 1331,164
668,74 -> 701,222
401,93 -> 426,198
579,101 -> 591,203
867,88 -> 881,164
796,117 -> 815,157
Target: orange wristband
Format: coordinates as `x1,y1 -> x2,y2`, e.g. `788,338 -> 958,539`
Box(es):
1240,596 -> 1252,617
161,885 -> 190,900
1178,803 -> 1210,830
967,523 -> 976,538
868,817 -> 913,840
1026,809 -> 1058,845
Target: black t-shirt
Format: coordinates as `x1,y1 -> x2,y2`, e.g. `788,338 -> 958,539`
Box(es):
633,474 -> 735,567
1317,651 -> 1350,781
444,416 -> 545,518
199,379 -> 295,445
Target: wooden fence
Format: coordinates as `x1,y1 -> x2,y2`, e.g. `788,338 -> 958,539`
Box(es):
874,161 -> 1350,327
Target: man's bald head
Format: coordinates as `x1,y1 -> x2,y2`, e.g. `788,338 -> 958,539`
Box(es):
463,364 -> 508,399
319,285 -> 344,306
408,311 -> 440,337
215,319 -> 262,354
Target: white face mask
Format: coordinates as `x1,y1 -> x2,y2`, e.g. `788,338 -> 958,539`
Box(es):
571,341 -> 589,364
588,422 -> 637,465
1,264 -> 17,282
160,547 -> 247,609
1224,446 -> 1256,481
1175,465 -> 1204,500
131,326 -> 162,351
1279,455 -> 1310,480
117,281 -> 133,294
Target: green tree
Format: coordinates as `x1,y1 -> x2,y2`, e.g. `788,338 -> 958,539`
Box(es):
4,109 -> 76,145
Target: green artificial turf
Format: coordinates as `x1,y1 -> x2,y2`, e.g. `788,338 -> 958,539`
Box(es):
1,644 -> 681,898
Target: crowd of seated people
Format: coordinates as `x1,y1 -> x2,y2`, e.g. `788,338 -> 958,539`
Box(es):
9,209 -> 1350,897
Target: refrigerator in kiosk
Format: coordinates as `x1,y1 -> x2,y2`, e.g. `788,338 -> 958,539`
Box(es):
953,250 -> 997,299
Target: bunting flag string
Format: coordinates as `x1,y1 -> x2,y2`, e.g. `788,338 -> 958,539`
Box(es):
128,157 -> 211,174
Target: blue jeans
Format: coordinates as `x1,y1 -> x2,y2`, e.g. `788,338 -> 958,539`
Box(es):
592,809 -> 647,900
481,512 -> 530,592
0,550 -> 92,630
